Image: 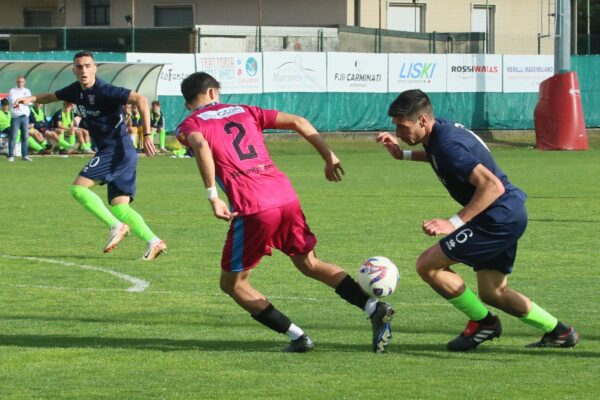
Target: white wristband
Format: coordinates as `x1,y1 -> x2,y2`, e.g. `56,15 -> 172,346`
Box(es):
403,150 -> 413,161
449,214 -> 465,230
206,186 -> 218,200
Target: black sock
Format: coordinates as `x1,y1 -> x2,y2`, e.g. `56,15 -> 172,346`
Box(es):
251,303 -> 292,334
551,321 -> 570,335
476,312 -> 497,325
335,274 -> 370,310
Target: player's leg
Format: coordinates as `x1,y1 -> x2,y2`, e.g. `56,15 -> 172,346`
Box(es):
158,128 -> 166,151
220,212 -> 312,352
477,269 -> 579,348
290,251 -> 394,353
108,182 -> 165,260
416,243 -> 501,351
222,269 -> 313,353
70,175 -> 123,237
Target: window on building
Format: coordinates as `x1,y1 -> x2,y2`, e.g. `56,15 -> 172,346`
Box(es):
82,0 -> 110,26
24,9 -> 52,27
154,6 -> 194,27
387,3 -> 426,32
472,4 -> 495,53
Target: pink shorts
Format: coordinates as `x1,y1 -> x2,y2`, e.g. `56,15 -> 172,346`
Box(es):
221,200 -> 317,272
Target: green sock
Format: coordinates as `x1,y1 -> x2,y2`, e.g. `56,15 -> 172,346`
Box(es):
68,134 -> 76,145
41,140 -> 48,147
159,129 -> 166,148
28,136 -> 43,152
70,185 -> 119,228
58,133 -> 71,150
519,302 -> 558,332
111,203 -> 156,242
81,142 -> 91,150
448,287 -> 489,321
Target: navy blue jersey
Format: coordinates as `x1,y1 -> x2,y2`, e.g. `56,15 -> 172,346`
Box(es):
424,118 -> 526,223
55,79 -> 131,150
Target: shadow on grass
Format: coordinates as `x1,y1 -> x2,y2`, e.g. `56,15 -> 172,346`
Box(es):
1,334 -> 597,359
529,218 -> 600,223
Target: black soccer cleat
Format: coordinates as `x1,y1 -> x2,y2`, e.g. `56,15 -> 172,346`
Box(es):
527,326 -> 580,348
370,301 -> 395,353
447,315 -> 502,351
284,334 -> 314,353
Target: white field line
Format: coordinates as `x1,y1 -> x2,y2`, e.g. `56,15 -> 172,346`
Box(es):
0,254 -> 150,293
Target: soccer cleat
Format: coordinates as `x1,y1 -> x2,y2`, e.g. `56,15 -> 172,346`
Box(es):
8,156 -> 15,162
142,240 -> 167,261
370,301 -> 395,353
22,156 -> 33,162
159,147 -> 167,153
284,334 -> 314,353
447,315 -> 502,351
103,223 -> 130,253
527,326 -> 579,348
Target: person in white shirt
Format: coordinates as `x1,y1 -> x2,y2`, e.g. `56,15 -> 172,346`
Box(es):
8,76 -> 32,162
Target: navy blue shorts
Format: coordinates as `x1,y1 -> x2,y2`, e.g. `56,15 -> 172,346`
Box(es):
79,148 -> 137,203
439,204 -> 528,275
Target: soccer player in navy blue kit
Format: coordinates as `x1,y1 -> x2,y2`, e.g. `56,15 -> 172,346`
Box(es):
16,51 -> 166,260
377,89 -> 579,351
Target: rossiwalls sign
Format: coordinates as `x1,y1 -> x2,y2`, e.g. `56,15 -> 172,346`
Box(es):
446,54 -> 502,92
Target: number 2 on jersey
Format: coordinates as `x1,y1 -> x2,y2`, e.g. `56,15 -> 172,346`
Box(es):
224,121 -> 258,160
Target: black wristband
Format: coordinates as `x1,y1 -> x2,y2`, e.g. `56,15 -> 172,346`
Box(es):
143,133 -> 151,137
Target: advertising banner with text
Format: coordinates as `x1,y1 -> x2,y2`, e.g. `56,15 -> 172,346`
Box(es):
126,53 -> 195,96
388,54 -> 447,93
446,54 -> 502,92
196,53 -> 262,94
503,55 -> 554,93
327,53 -> 387,92
263,52 -> 327,92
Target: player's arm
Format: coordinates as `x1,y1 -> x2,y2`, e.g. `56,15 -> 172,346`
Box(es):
422,164 -> 505,236
274,112 -> 344,182
186,132 -> 238,222
14,92 -> 58,106
127,91 -> 155,157
375,132 -> 427,161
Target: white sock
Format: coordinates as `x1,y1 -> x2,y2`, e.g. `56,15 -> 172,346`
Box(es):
110,222 -> 123,231
148,236 -> 161,246
286,323 -> 304,340
364,297 -> 379,317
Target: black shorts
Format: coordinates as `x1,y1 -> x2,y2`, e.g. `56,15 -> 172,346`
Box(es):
79,148 -> 137,203
439,204 -> 528,275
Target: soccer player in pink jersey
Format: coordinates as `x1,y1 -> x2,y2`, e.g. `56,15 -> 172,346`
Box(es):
176,72 -> 395,353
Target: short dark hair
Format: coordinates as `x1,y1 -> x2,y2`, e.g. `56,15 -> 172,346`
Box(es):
1,98 -> 9,106
388,89 -> 434,120
181,72 -> 221,104
74,50 -> 95,61
151,100 -> 160,106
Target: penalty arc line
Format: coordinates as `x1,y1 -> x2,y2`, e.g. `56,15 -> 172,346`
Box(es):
0,254 -> 150,293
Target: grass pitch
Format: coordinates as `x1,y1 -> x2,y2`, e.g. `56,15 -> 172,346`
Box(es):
1,135 -> 599,399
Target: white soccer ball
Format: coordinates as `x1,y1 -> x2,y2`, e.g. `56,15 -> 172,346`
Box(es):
357,256 -> 399,297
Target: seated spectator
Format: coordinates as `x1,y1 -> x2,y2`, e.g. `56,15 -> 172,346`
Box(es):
29,101 -> 73,154
150,100 -> 167,152
0,98 -> 11,152
52,102 -> 94,154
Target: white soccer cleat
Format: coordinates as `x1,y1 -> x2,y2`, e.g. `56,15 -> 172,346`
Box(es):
103,223 -> 130,253
142,239 -> 167,261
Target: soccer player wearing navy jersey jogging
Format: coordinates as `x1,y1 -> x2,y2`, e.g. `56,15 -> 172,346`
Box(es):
377,89 -> 578,351
16,51 -> 166,260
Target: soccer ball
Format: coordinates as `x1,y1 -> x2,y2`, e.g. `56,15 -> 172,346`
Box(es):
357,256 -> 399,297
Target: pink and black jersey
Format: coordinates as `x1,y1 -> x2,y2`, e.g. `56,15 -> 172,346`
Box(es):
176,103 -> 298,216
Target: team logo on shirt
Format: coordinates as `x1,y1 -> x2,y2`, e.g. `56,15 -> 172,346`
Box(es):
88,95 -> 95,105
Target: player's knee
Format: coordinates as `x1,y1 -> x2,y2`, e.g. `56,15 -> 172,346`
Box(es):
70,185 -> 87,200
415,253 -> 432,281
